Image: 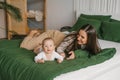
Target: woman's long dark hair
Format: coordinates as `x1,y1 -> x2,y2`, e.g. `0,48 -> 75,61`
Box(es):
66,24 -> 101,54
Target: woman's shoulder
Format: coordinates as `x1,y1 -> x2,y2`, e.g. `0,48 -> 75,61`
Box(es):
65,31 -> 77,38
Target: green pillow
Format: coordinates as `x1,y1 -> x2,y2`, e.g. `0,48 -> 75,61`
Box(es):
80,14 -> 111,21
110,18 -> 120,22
101,21 -> 120,42
70,17 -> 101,37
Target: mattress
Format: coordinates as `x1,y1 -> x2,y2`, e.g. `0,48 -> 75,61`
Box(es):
54,39 -> 120,80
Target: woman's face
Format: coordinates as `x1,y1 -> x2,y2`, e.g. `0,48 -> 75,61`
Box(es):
77,30 -> 87,45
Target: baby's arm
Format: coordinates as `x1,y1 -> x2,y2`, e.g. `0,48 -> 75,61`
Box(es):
34,52 -> 45,63
57,59 -> 63,63
54,52 -> 64,63
36,59 -> 44,63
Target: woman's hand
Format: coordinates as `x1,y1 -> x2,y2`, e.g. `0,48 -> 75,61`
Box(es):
66,51 -> 75,60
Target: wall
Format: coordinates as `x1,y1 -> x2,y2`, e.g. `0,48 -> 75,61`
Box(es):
74,0 -> 120,20
0,0 -> 75,38
46,0 -> 75,30
0,0 -> 6,39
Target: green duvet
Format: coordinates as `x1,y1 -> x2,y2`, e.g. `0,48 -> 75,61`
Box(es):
0,39 -> 116,80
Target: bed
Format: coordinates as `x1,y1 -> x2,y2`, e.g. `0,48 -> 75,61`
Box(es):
0,17 -> 120,80
0,15 -> 120,80
0,38 -> 119,80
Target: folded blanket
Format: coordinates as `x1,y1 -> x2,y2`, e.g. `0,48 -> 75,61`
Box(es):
20,30 -> 65,50
0,40 -> 116,80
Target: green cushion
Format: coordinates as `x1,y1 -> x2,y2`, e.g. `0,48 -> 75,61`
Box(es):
70,17 -> 101,37
110,18 -> 120,22
80,14 -> 111,21
101,21 -> 120,42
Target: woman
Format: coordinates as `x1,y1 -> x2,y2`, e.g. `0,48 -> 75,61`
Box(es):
57,24 -> 101,59
20,24 -> 101,60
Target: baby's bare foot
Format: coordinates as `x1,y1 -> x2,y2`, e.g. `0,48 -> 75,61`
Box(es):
28,30 -> 39,37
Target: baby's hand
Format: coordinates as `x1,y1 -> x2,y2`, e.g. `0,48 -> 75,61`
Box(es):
37,59 -> 45,63
57,59 -> 63,63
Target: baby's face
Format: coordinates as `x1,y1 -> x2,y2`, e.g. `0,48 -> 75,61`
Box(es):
43,40 -> 55,54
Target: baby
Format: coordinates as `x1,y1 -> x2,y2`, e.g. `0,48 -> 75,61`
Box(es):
34,37 -> 63,63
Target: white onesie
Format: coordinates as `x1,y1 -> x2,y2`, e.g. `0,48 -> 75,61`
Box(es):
34,50 -> 63,63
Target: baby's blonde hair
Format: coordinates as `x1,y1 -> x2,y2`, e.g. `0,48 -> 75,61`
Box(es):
42,37 -> 55,48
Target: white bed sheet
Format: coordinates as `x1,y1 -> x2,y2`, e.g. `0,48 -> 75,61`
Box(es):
54,39 -> 120,80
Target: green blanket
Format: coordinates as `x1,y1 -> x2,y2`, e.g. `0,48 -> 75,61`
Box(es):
0,39 -> 116,80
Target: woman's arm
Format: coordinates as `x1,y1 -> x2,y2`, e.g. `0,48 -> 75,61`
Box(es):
56,35 -> 75,58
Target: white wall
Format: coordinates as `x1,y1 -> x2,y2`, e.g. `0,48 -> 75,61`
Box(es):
46,0 -> 75,30
0,0 -> 75,38
0,9 -> 6,39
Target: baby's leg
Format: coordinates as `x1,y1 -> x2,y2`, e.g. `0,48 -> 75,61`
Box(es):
34,44 -> 42,54
28,30 -> 40,37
